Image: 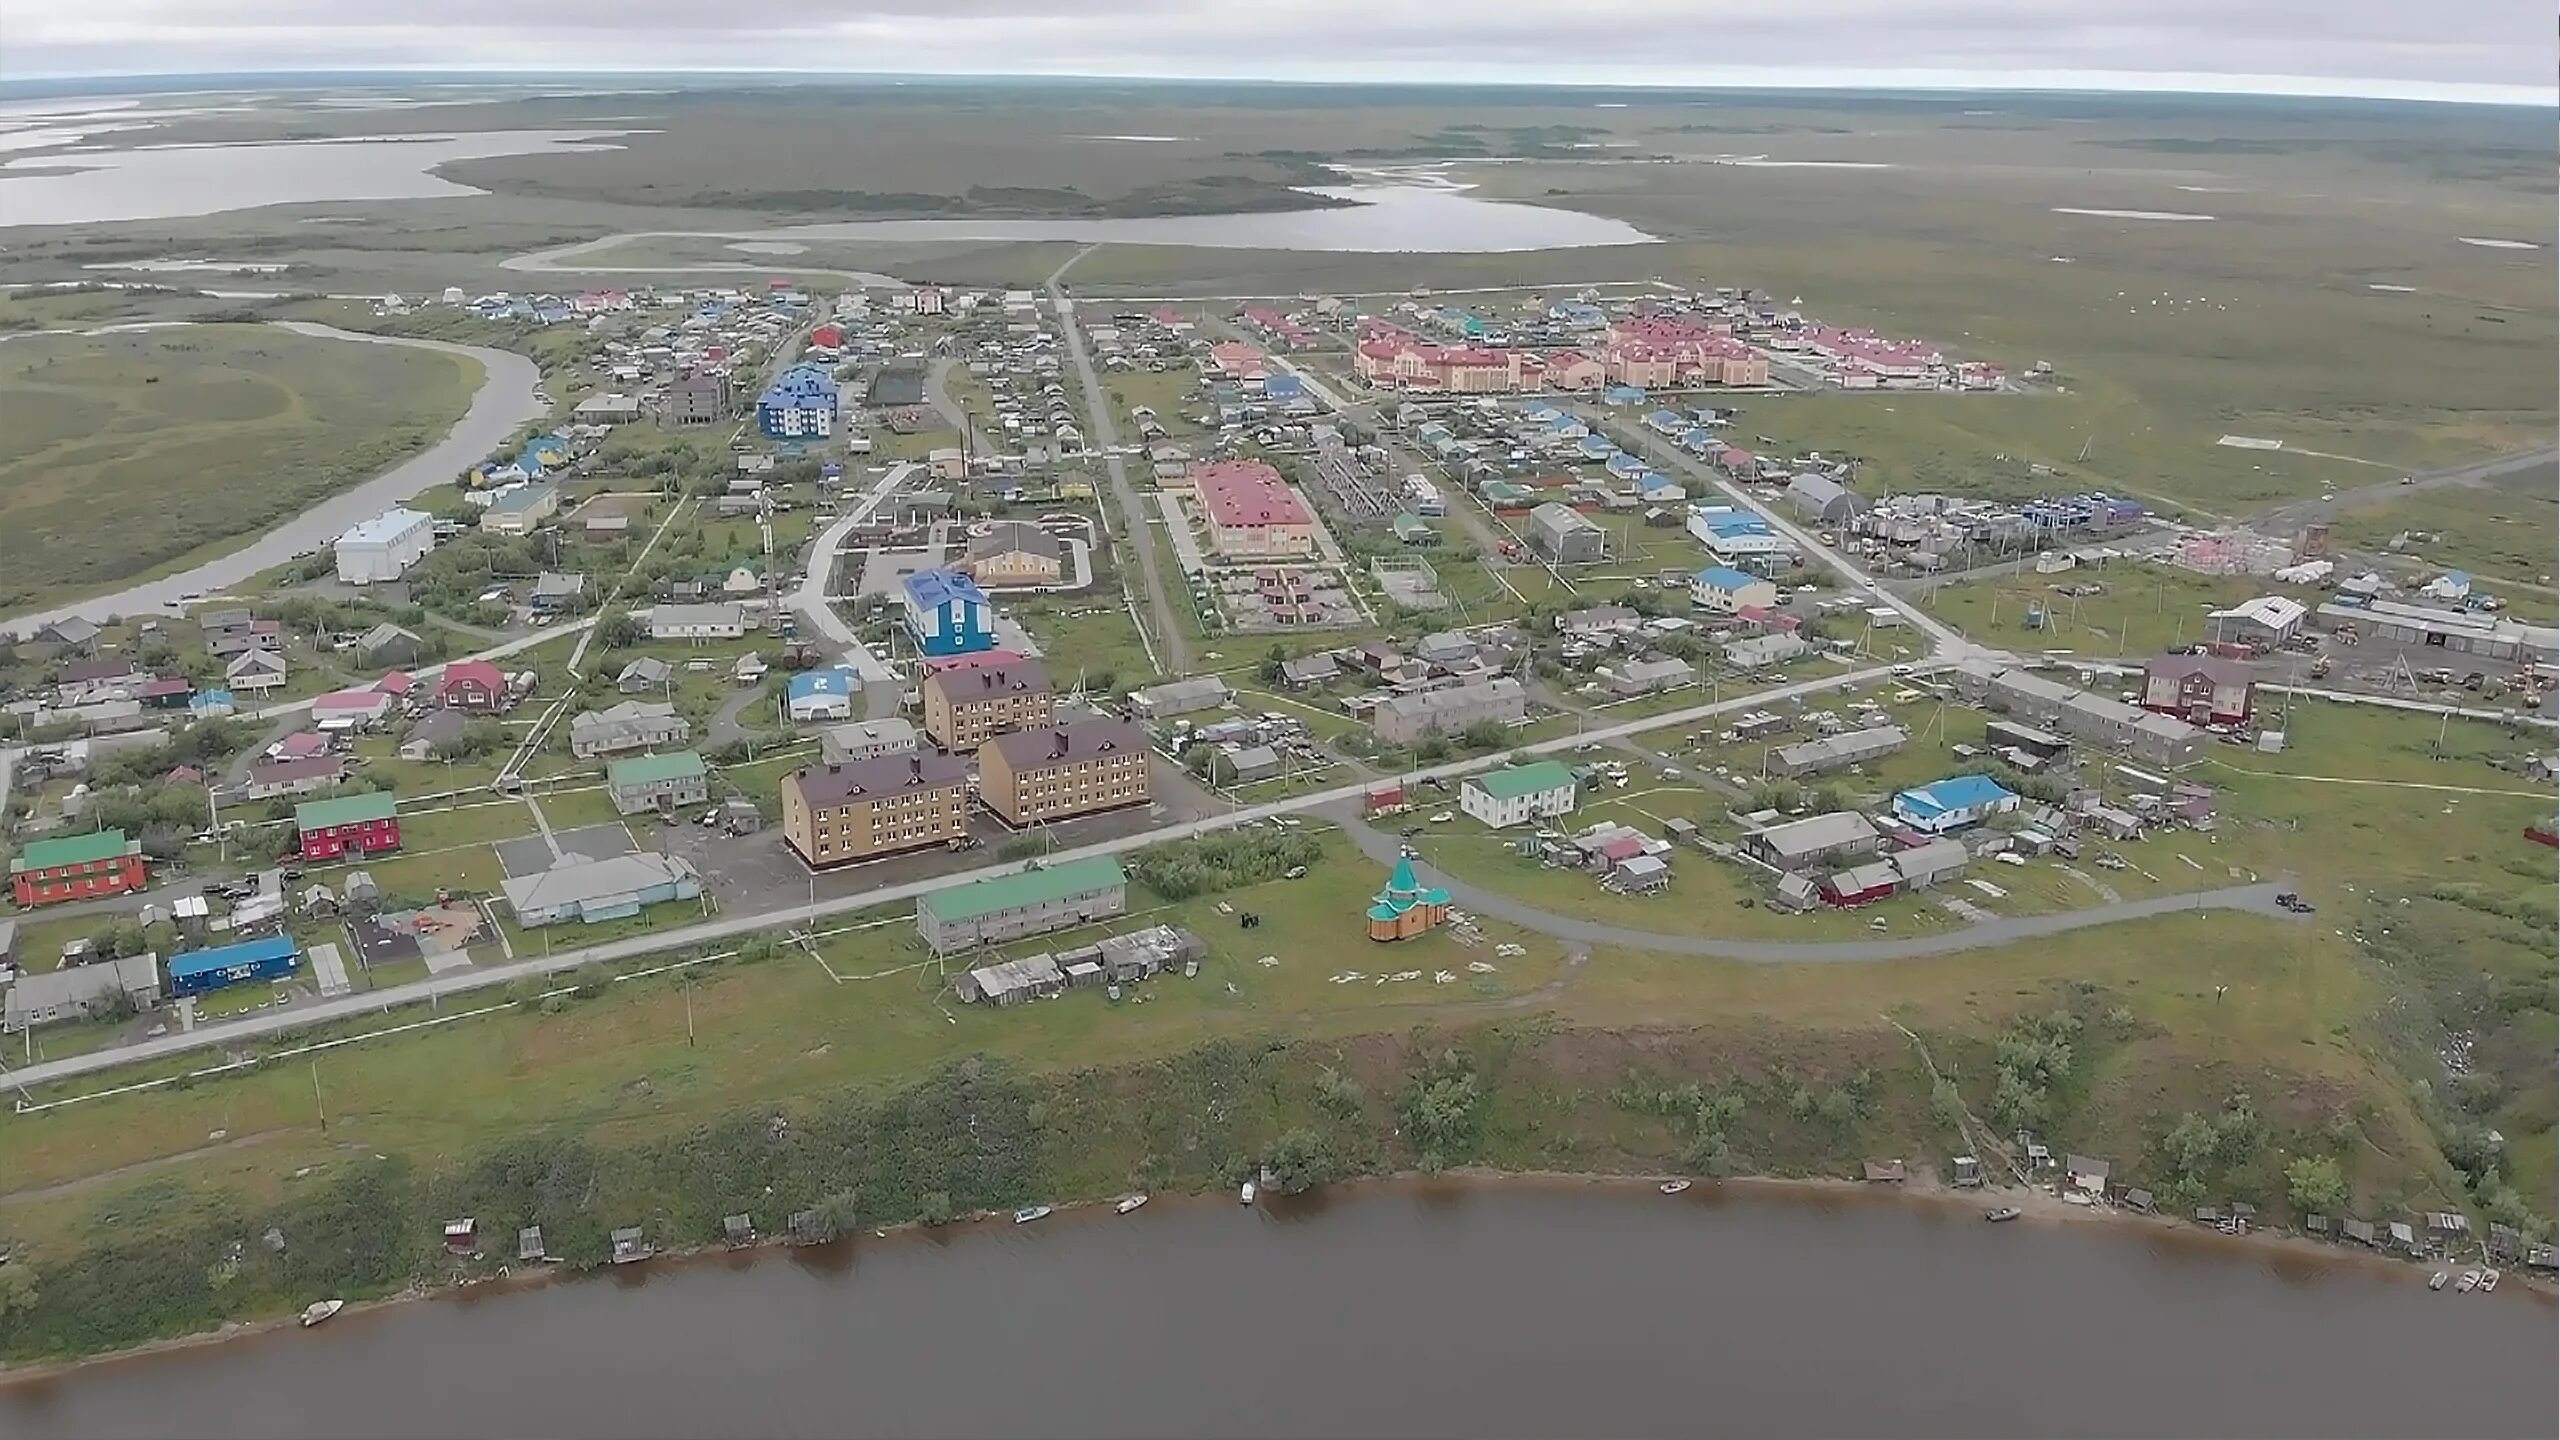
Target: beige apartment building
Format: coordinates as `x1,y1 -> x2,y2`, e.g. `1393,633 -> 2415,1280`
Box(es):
920,655 -> 1053,750
976,719 -> 1152,826
779,752 -> 972,867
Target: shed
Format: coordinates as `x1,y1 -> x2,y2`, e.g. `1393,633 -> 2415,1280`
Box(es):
1861,1159 -> 1908,1184
518,1226 -> 548,1262
2064,1154 -> 2109,1196
1610,853 -> 1671,892
611,1227 -> 651,1263
724,1213 -> 756,1245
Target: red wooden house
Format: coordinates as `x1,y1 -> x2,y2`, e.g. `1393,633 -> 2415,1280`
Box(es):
431,660 -> 507,712
9,829 -> 148,909
293,791 -> 402,861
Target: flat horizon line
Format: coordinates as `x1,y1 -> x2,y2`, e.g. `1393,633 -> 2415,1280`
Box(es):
0,66 -> 2551,109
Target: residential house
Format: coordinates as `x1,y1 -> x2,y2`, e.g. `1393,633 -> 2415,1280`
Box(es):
3,953 -> 161,1032
616,657 -> 673,694
1740,812 -> 1881,872
1890,774 -> 2019,834
976,719 -> 1153,826
400,708 -> 468,760
1608,656 -> 1695,696
1723,632 -> 1809,669
9,830 -> 148,909
530,572 -> 589,613
1278,653 -> 1342,690
605,751 -> 709,816
915,856 -> 1129,956
1130,676 -> 1233,719
2058,690 -> 2206,767
1527,502 -> 1605,563
224,648 -> 288,695
569,701 -> 690,758
902,569 -> 996,657
1190,460 -> 1316,558
819,717 -> 919,765
1372,677 -> 1528,744
2140,654 -> 2255,725
334,507 -> 437,584
355,622 -> 425,667
199,608 -> 278,659
921,654 -> 1053,750
1459,760 -> 1578,829
756,362 -> 839,439
1766,725 -> 1908,778
239,755 -> 348,800
1690,565 -> 1778,615
659,371 -> 732,428
502,852 -> 703,927
1413,632 -> 1480,671
294,791 -> 402,860
480,482 -> 561,536
27,616 -> 101,658
780,752 -> 972,867
311,688 -> 396,729
961,521 -> 1066,587
1556,606 -> 1641,641
1687,506 -> 1795,567
430,659 -> 508,712
648,602 -> 749,642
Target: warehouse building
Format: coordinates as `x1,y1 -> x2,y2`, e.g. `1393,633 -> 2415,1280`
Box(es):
333,507 -> 436,585
1765,725 -> 1907,778
3,953 -> 161,1032
1740,811 -> 1881,872
915,856 -> 1129,956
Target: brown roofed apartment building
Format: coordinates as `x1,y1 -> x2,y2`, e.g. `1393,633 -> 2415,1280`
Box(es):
977,719 -> 1152,826
920,656 -> 1054,750
779,752 -> 972,867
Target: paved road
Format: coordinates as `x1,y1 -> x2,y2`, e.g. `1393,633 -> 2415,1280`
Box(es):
2248,442 -> 2556,537
787,465 -> 910,689
2,658 -> 1911,1091
924,356 -> 974,446
1049,269 -> 1192,674
1334,813 -> 2305,962
1,324 -> 545,639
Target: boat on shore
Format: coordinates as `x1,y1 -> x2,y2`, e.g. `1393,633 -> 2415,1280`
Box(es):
1239,1181 -> 1257,1206
2479,1268 -> 2500,1293
299,1300 -> 343,1328
1659,1179 -> 1692,1195
1012,1206 -> 1052,1225
2457,1269 -> 2480,1292
2430,1271 -> 2449,1291
1984,1207 -> 2023,1223
1116,1194 -> 1149,1215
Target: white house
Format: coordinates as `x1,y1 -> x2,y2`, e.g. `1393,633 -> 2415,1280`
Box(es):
648,602 -> 748,642
1458,760 -> 1579,830
333,507 -> 436,585
224,649 -> 288,695
785,668 -> 858,723
1690,565 -> 1778,615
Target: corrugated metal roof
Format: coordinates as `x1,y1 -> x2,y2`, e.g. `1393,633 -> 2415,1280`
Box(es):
920,856 -> 1128,924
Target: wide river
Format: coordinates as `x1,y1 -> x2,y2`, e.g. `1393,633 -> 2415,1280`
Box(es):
1,1182 -> 2547,1439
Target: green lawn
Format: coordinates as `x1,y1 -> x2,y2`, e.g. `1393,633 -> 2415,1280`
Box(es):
1923,566 -> 2283,661
0,325 -> 480,618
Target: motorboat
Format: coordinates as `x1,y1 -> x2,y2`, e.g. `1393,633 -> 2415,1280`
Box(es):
2479,1268 -> 2500,1293
300,1299 -> 344,1328
1984,1207 -> 2023,1223
2456,1269 -> 2480,1292
1116,1194 -> 1149,1215
1012,1206 -> 1052,1225
1659,1179 -> 1692,1196
2429,1271 -> 2449,1290
1239,1181 -> 1258,1206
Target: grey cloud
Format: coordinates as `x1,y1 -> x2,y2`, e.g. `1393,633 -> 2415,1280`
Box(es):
5,1 -> 2552,99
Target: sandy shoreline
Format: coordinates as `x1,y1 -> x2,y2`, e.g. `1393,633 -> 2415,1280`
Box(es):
1,1167 -> 2540,1383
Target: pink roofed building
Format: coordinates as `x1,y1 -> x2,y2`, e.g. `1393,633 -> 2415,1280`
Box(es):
1600,316 -> 1769,387
1805,326 -> 1939,380
1239,305 -> 1314,347
1545,350 -> 1605,390
1208,340 -> 1270,381
1352,324 -> 1539,394
1190,460 -> 1316,558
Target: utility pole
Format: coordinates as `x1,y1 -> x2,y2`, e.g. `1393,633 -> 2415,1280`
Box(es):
311,1057 -> 326,1132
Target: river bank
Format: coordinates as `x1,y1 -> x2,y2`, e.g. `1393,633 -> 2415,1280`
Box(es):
0,320 -> 541,637
3,1178 -> 2549,1440
6,1165 -> 2536,1388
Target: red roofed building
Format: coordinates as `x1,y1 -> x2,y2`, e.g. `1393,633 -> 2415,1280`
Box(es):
1545,350 -> 1605,390
807,324 -> 845,350
1208,341 -> 1269,381
1239,305 -> 1314,347
374,670 -> 417,698
1189,460 -> 1315,558
1805,326 -> 1938,380
431,660 -> 507,712
1353,323 -> 1539,394
1151,307 -> 1194,332
1601,316 -> 1770,388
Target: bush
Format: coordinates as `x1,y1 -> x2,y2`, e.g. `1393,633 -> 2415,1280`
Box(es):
1399,1050 -> 1483,1170
1129,829 -> 1323,901
1266,1129 -> 1337,1195
2284,1155 -> 2349,1216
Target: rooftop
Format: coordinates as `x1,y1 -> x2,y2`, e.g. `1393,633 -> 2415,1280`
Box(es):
12,829 -> 136,874
1468,759 -> 1576,801
1192,459 -> 1311,530
295,791 -> 398,830
790,751 -> 970,806
606,751 -> 707,788
338,507 -> 433,546
920,855 -> 1128,924
903,567 -> 989,611
983,717 -> 1147,771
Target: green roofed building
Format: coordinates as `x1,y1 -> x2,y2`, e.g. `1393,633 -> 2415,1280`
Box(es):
606,750 -> 710,816
9,829 -> 148,908
1366,854 -> 1450,942
1459,759 -> 1579,829
916,856 -> 1128,955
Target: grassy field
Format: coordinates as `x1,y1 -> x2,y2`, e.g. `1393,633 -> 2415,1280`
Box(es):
0,325 -> 480,617
2325,464 -> 2560,618
1922,564 -> 2280,660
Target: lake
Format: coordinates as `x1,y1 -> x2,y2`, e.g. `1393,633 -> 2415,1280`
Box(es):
1,1181 -> 2547,1439
0,130 -> 642,228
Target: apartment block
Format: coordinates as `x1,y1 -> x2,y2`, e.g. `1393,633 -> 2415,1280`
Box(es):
976,719 -> 1152,826
780,752 -> 972,867
920,654 -> 1053,750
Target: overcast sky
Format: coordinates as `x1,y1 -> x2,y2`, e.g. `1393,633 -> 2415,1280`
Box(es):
6,1 -> 2553,104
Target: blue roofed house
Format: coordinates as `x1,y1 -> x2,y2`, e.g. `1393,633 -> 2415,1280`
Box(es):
786,667 -> 859,722
1602,384 -> 1647,406
1604,452 -> 1648,480
169,934 -> 300,998
902,569 -> 996,657
1637,471 -> 1685,502
1687,505 -> 1797,568
1644,408 -> 1687,436
1545,413 -> 1589,441
517,433 -> 572,475
1890,774 -> 2019,834
1690,565 -> 1778,614
757,362 -> 839,439
1262,371 -> 1306,403
1681,425 -> 1719,453
1576,433 -> 1615,460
